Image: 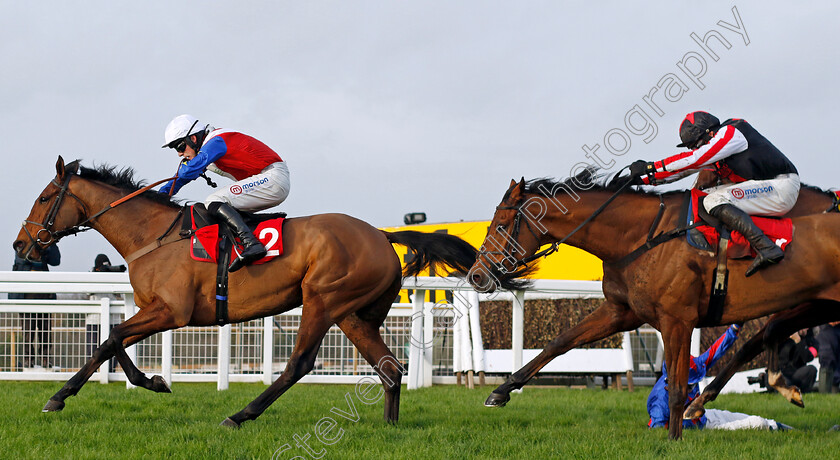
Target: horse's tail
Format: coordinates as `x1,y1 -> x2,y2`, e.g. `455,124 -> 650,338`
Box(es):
382,230 -> 477,277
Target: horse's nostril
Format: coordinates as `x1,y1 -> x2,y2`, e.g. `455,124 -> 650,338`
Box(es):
12,240 -> 24,250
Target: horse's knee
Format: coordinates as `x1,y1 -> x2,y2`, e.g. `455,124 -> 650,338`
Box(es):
288,355 -> 316,379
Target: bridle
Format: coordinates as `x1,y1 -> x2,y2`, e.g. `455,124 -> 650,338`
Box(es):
19,171 -> 176,261
19,170 -> 88,260
479,174 -> 634,274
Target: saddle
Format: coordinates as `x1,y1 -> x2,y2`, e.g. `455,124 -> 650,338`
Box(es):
680,189 -> 793,326
181,204 -> 286,264
180,204 -> 286,326
681,189 -> 793,259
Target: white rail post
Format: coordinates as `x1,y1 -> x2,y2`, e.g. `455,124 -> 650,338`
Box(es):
124,293 -> 137,389
511,290 -> 525,392
423,296 -> 434,388
690,328 -> 701,357
218,324 -> 231,390
452,294 -> 474,388
98,297 -> 110,384
263,316 -> 274,385
162,330 -> 173,387
453,304 -> 462,384
467,290 -> 486,386
407,289 -> 426,390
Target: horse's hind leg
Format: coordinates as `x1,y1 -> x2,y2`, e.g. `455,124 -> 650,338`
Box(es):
486,300 -> 642,407
762,301 -> 839,407
337,313 -> 405,424
222,312 -> 332,428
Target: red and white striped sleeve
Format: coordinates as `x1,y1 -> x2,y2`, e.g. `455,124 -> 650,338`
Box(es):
651,125 -> 748,181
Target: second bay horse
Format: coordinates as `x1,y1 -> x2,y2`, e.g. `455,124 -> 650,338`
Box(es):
469,169 -> 840,439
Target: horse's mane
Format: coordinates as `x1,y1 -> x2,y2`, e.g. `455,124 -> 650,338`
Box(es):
74,161 -> 182,209
518,165 -> 684,201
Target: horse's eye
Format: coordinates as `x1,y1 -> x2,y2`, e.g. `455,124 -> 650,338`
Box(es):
39,196 -> 50,203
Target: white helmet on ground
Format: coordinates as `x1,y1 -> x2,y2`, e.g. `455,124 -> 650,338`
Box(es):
162,114 -> 207,148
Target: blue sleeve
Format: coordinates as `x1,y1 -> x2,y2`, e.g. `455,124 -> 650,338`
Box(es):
695,325 -> 740,369
177,136 -> 227,181
159,137 -> 227,196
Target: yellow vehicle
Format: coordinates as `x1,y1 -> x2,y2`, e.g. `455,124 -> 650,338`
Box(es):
380,220 -> 603,302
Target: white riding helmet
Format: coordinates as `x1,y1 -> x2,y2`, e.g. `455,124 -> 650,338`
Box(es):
162,114 -> 207,148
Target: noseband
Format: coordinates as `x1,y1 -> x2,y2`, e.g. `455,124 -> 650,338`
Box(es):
20,171 -> 89,260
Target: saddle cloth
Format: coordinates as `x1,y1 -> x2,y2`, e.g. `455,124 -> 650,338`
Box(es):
685,189 -> 793,259
184,204 -> 285,264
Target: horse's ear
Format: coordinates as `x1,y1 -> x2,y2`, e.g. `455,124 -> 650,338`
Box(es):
509,179 -> 517,188
56,156 -> 65,179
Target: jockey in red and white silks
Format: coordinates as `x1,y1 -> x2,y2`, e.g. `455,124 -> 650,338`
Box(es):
160,114 -> 290,271
630,112 -> 799,277
640,117 -> 799,217
160,126 -> 290,212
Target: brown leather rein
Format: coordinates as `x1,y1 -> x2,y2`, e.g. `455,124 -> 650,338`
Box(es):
23,175 -> 185,265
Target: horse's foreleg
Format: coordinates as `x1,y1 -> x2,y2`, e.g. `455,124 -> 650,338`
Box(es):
684,324 -> 766,420
661,316 -> 693,441
102,302 -> 182,393
222,313 -> 331,428
43,301 -> 181,412
485,300 -> 642,408
338,314 -> 404,424
42,331 -> 152,412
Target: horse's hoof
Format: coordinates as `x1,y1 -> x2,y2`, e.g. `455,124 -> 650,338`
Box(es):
151,375 -> 172,393
220,417 -> 241,429
42,399 -> 65,412
484,392 -> 510,407
683,403 -> 705,420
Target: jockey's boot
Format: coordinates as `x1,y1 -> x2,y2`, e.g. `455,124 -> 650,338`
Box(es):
208,202 -> 267,272
709,204 -> 784,277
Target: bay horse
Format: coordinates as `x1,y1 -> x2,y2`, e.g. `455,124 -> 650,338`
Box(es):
14,156 -> 477,428
468,168 -> 840,439
684,181 -> 840,419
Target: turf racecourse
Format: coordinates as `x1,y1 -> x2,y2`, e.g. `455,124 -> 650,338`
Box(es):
2,382 -> 838,459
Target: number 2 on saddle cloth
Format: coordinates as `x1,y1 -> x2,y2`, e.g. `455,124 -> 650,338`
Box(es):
688,189 -> 793,259
185,205 -> 284,264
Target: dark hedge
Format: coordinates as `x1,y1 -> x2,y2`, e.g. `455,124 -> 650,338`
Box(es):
479,298 -> 622,349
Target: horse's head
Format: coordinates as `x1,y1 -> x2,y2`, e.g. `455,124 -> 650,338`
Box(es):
14,156 -> 86,261
468,178 -> 540,293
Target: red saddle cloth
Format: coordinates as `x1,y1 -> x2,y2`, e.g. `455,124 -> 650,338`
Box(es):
191,216 -> 285,264
691,189 -> 793,259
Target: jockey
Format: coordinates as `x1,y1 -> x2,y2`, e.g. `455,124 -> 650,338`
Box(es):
629,111 -> 799,277
159,114 -> 291,272
647,324 -> 740,429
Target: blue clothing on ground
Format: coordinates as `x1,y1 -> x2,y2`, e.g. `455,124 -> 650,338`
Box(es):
647,324 -> 740,429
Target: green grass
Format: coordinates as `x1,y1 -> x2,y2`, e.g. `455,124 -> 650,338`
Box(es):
1,381 -> 839,459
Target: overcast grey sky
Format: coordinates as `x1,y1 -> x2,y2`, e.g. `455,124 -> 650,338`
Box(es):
4,1 -> 839,271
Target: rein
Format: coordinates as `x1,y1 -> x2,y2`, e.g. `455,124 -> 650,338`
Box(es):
21,174 -> 177,259
486,174 -> 635,272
